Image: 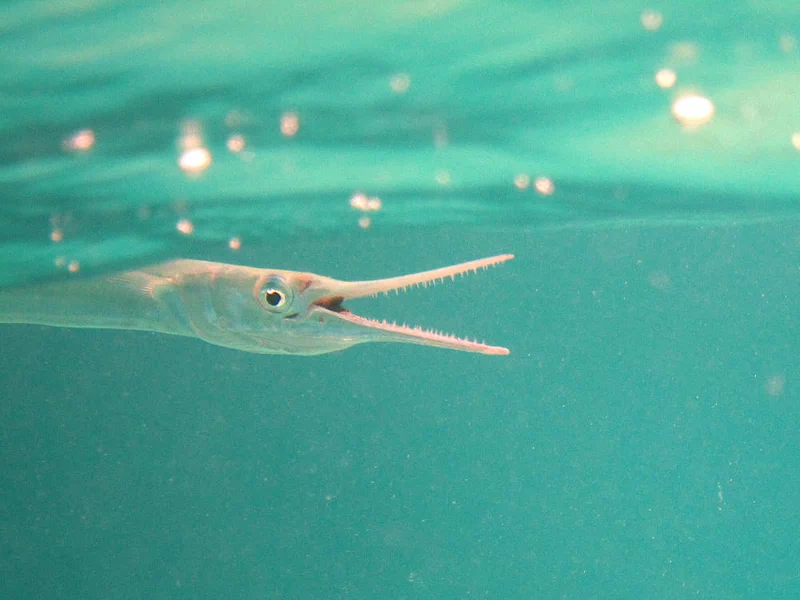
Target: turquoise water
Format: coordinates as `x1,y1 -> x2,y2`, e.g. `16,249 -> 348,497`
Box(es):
2,1 -> 800,598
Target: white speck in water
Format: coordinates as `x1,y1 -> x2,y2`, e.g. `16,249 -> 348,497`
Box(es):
669,42 -> 700,64
641,10 -> 663,31
178,147 -> 212,173
226,134 -> 246,153
176,218 -> 194,235
672,94 -> 714,128
534,176 -> 555,195
765,374 -> 786,397
655,68 -> 677,88
435,170 -> 451,186
63,129 -> 95,152
390,73 -> 411,93
281,112 -> 300,137
779,34 -> 797,54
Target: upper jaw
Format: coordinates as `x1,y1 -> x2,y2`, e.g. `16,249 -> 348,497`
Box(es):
306,254 -> 514,355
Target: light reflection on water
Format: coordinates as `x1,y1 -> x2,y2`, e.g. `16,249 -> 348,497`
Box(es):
0,0 -> 798,286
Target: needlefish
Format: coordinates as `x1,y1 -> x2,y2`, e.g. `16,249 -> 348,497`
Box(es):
0,254 -> 514,356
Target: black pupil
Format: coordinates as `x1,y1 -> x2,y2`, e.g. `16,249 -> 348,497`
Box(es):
265,290 -> 283,306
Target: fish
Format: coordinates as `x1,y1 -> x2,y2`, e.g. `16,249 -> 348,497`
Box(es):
0,254 -> 513,355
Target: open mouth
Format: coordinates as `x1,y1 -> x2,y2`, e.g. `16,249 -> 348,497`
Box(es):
314,296 -> 347,313
310,254 -> 514,355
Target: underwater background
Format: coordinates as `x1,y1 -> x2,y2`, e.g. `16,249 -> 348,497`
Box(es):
2,0 -> 800,597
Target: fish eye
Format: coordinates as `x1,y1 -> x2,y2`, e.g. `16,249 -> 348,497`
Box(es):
264,288 -> 285,307
258,277 -> 293,313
